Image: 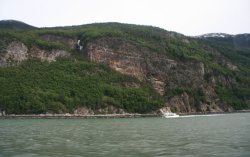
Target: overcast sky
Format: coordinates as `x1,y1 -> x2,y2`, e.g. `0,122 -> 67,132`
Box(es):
0,0 -> 249,36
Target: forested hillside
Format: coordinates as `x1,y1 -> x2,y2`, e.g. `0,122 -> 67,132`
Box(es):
0,20 -> 249,114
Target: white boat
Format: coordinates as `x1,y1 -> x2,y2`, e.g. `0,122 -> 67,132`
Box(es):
162,111 -> 180,118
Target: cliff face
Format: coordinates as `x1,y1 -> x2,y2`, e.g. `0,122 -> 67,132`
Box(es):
86,38 -> 166,95
84,37 -> 238,113
0,39 -> 72,67
0,41 -> 28,66
0,21 -> 249,114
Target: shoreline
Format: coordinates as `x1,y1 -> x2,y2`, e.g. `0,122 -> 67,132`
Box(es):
178,110 -> 250,116
0,110 -> 250,119
0,113 -> 159,119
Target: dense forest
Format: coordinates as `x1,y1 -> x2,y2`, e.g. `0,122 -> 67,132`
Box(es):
0,58 -> 162,114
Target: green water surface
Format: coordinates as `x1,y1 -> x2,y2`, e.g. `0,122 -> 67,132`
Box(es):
0,113 -> 250,157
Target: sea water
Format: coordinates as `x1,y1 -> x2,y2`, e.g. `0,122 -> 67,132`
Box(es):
0,113 -> 250,157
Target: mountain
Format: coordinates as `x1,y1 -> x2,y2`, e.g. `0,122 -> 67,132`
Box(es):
198,33 -> 250,48
198,33 -> 250,63
198,33 -> 232,38
0,20 -> 36,29
0,20 -> 249,115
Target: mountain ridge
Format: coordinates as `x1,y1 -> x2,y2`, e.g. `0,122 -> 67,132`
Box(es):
2,19 -> 249,37
0,20 -> 249,115
0,20 -> 36,29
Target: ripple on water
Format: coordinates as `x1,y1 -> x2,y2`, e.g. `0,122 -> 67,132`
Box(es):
0,113 -> 250,157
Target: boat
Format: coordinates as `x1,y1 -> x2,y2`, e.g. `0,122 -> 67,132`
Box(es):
162,111 -> 180,118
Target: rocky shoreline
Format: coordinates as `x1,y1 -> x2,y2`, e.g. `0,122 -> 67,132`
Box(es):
0,110 -> 250,119
182,110 -> 250,114
0,113 -> 159,119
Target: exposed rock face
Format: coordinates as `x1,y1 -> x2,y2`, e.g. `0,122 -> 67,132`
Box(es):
165,89 -> 225,113
96,106 -> 126,114
0,41 -> 70,66
74,107 -> 94,115
30,47 -> 70,62
73,106 -> 126,115
87,38 -> 146,81
85,37 -> 238,113
226,62 -> 238,71
0,35 -> 245,114
199,102 -> 224,112
86,38 -> 177,96
198,62 -> 205,77
166,92 -> 193,113
0,41 -> 28,66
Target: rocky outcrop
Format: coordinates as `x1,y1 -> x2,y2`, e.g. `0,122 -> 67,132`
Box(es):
87,38 -> 146,81
0,41 -> 70,66
73,106 -> 126,115
199,102 -> 224,112
96,106 -> 126,114
0,35 -> 245,114
166,92 -> 193,113
165,90 -> 225,113
85,37 -> 238,113
226,62 -> 238,71
0,22 -> 249,114
0,41 -> 28,66
74,107 -> 94,115
29,47 -> 70,62
86,38 -> 178,96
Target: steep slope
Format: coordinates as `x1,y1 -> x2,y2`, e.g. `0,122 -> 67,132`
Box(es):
0,22 -> 249,114
0,59 -> 162,114
199,33 -> 250,59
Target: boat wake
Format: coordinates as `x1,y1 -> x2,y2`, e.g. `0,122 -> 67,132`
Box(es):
162,111 -> 180,118
160,108 -> 224,119
179,114 -> 224,118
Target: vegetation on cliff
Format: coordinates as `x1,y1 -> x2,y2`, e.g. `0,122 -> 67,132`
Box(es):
0,21 -> 249,114
0,58 -> 163,114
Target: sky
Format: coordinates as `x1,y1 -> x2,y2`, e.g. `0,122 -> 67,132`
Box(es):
0,0 -> 249,36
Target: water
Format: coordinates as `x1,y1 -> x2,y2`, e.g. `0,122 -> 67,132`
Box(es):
0,113 -> 250,157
